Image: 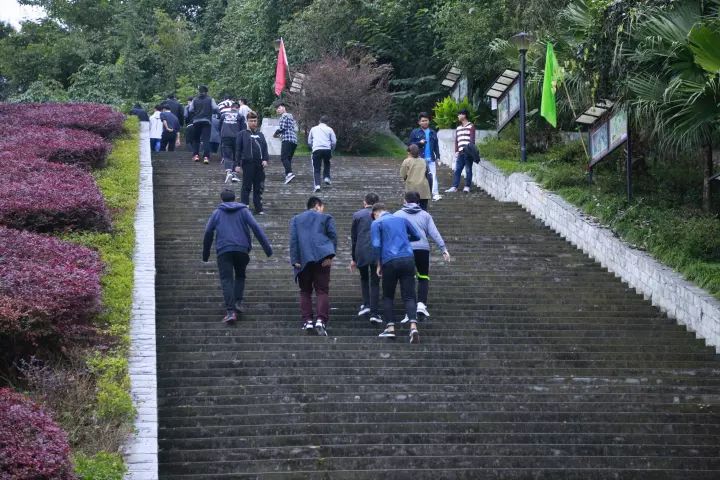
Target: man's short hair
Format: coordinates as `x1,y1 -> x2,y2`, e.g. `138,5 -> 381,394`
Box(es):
319,115 -> 330,124
198,85 -> 208,93
154,104 -> 163,111
187,96 -> 194,102
365,193 -> 379,205
418,112 -> 431,121
276,101 -> 286,108
239,98 -> 248,105
405,191 -> 421,204
371,203 -> 386,215
407,144 -> 420,157
307,196 -> 323,209
167,92 -> 176,99
231,101 -> 240,108
221,189 -> 236,202
247,111 -> 258,120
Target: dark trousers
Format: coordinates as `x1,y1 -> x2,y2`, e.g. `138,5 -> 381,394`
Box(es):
193,121 -> 212,158
298,262 -> 331,324
281,141 -> 297,175
221,137 -> 235,168
160,131 -> 177,151
217,251 -> 250,312
381,257 -> 417,326
418,199 -> 429,211
452,153 -> 472,188
413,249 -> 430,304
358,262 -> 380,316
185,124 -> 195,152
312,149 -> 332,186
241,162 -> 265,213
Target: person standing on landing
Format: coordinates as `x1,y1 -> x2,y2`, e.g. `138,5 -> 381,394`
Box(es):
371,203 -> 422,344
290,196 -> 337,336
203,189 -> 273,324
400,144 -> 431,211
188,85 -> 219,164
308,115 -> 337,192
408,112 -> 442,202
446,108 -> 476,193
395,191 -> 450,321
235,112 -> 269,215
350,192 -> 382,325
275,102 -> 298,184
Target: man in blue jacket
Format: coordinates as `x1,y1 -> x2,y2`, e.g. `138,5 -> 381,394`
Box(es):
203,189 -> 273,324
290,196 -> 337,336
371,203 -> 422,343
407,112 -> 442,201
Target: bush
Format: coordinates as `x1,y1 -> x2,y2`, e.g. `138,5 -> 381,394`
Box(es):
0,125 -> 110,169
0,154 -> 111,232
289,55 -> 391,153
74,452 -> 126,480
432,96 -> 478,130
0,102 -> 125,139
0,226 -> 102,355
0,388 -> 76,480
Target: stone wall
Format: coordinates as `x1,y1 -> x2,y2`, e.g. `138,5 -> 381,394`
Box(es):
436,130 -> 720,352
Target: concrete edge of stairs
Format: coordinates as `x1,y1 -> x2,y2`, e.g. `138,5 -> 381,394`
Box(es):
124,121 -> 159,480
437,152 -> 720,353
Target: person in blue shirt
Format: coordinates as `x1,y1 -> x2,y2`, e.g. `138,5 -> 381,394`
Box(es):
160,105 -> 181,151
407,112 -> 441,201
370,203 -> 423,343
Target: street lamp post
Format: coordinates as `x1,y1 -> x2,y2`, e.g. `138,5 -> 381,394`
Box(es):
510,32 -> 534,162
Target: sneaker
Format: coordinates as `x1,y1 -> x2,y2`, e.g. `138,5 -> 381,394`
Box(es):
222,311 -> 236,324
257,210 -> 265,215
445,187 -> 457,193
192,155 -> 200,162
234,301 -> 243,314
231,173 -> 240,183
400,315 -> 410,324
203,157 -> 210,164
315,320 -> 327,337
416,302 -> 430,318
313,185 -> 321,193
303,321 -> 315,334
432,194 -> 443,201
284,172 -> 296,184
324,177 -> 331,185
409,328 -> 420,344
369,316 -> 383,325
378,328 -> 396,338
224,170 -> 233,184
463,186 -> 471,193
357,305 -> 371,316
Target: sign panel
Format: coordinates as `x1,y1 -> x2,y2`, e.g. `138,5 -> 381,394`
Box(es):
589,108 -> 628,166
497,80 -> 520,132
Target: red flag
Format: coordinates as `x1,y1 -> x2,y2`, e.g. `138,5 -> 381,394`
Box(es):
274,38 -> 288,96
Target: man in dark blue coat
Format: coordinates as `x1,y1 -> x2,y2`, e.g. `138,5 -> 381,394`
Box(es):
203,189 -> 273,323
350,192 -> 381,324
289,196 -> 337,336
407,112 -> 442,201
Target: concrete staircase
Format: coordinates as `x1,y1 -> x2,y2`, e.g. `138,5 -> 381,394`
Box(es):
153,151 -> 720,479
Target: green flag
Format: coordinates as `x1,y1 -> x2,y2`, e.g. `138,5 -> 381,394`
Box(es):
541,42 -> 561,127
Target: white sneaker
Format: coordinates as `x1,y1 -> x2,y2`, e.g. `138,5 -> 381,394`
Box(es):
445,187 -> 457,193
224,170 -> 233,184
357,305 -> 371,316
315,319 -> 327,336
416,302 -> 430,317
432,194 -> 443,201
231,174 -> 240,183
313,185 -> 321,193
369,316 -> 383,325
324,177 -> 331,185
284,172 -> 296,184
400,315 -> 410,324
463,186 -> 470,193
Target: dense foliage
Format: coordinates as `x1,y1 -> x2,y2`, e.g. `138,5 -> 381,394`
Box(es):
0,103 -> 125,138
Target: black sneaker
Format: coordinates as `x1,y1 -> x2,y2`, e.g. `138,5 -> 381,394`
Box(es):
234,301 -> 243,315
378,328 -> 396,338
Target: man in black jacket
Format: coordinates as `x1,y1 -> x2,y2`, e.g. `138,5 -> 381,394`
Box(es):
164,93 -> 184,126
235,111 -> 269,215
350,192 -> 382,324
188,85 -> 219,164
220,101 -> 247,183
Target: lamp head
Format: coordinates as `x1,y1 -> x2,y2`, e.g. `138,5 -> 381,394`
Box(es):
510,32 -> 535,52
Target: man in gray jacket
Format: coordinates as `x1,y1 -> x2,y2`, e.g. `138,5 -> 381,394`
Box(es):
290,196 -> 337,336
307,115 -> 337,192
350,192 -> 381,324
395,191 -> 450,320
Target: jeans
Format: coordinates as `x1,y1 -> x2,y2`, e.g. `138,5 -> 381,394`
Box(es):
311,149 -> 332,186
241,162 -> 265,213
193,121 -> 212,158
452,153 -> 472,189
160,131 -> 177,151
150,138 -> 161,152
413,249 -> 430,304
298,261 -> 331,324
221,137 -> 236,169
381,257 -> 417,326
427,161 -> 438,196
217,251 -> 250,312
281,141 -> 297,175
358,262 -> 380,317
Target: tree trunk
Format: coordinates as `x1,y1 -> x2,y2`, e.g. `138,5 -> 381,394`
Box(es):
702,142 -> 713,212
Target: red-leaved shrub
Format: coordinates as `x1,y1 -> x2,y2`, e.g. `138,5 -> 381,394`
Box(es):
0,226 -> 102,350
0,154 -> 111,232
0,102 -> 125,139
0,388 -> 76,480
0,125 -> 110,169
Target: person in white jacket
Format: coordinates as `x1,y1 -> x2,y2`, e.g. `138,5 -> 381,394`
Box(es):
307,116 -> 337,192
149,105 -> 164,152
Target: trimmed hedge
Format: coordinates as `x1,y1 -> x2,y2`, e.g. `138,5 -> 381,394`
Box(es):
0,226 -> 102,350
0,125 -> 110,170
0,154 -> 111,232
0,103 -> 125,139
0,388 -> 76,480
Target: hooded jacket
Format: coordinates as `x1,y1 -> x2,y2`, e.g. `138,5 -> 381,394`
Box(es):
289,210 -> 337,275
202,202 -> 273,261
190,93 -> 219,124
351,207 -> 376,267
371,212 -> 421,265
149,111 -> 164,139
235,128 -> 269,166
400,156 -> 431,200
219,109 -> 247,138
394,203 -> 447,252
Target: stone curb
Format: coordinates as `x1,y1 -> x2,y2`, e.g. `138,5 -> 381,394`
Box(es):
437,150 -> 720,353
123,122 -> 159,480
